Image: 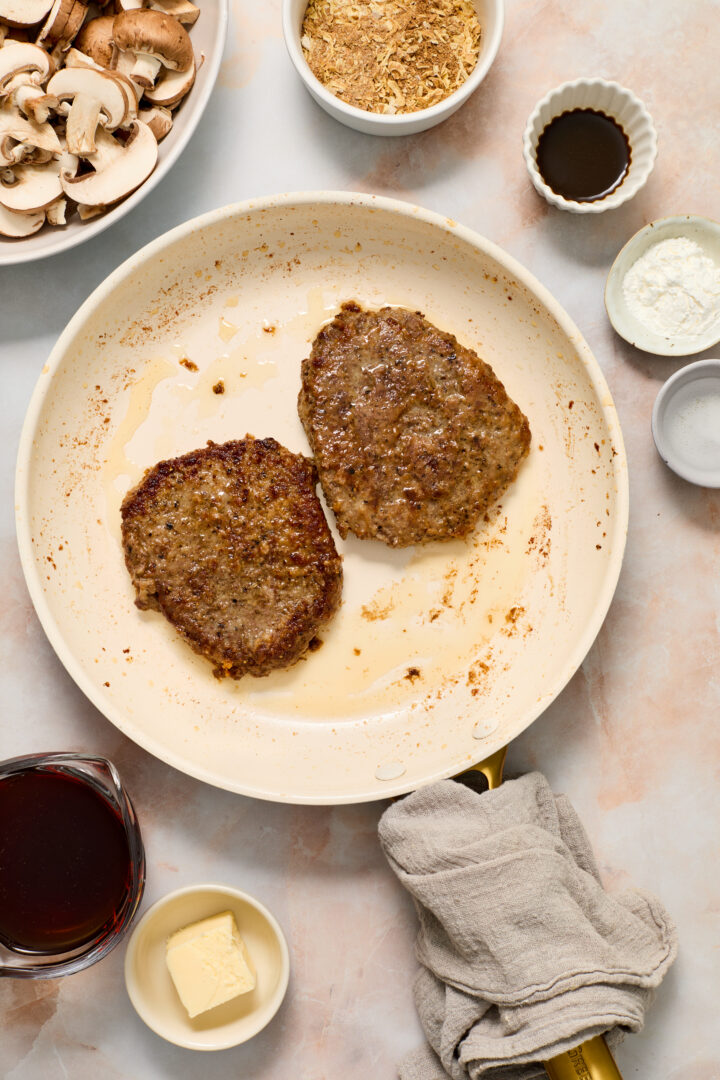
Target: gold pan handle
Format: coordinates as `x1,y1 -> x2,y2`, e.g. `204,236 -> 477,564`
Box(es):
467,751 -> 624,1080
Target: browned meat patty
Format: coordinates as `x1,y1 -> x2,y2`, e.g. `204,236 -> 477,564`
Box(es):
298,303 -> 531,547
120,437 -> 342,679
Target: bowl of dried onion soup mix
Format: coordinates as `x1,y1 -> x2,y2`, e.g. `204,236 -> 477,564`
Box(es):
283,0 -> 503,135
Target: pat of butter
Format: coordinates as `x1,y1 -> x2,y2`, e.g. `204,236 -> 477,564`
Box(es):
166,910 -> 256,1019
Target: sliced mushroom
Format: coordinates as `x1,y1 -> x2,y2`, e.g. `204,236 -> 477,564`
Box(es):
142,50 -> 193,107
0,104 -> 61,164
0,42 -> 53,90
45,193 -> 66,224
0,151 -> 77,211
0,0 -> 54,28
48,66 -> 129,154
114,0 -> 199,23
77,200 -> 102,219
22,143 -> 55,163
64,45 -> 104,69
65,45 -> 141,110
2,71 -> 59,125
109,68 -> 139,116
150,0 -> 199,27
61,118 -> 156,205
36,0 -> 88,50
0,200 -> 44,235
112,8 -> 192,88
113,48 -> 143,98
139,102 -> 170,139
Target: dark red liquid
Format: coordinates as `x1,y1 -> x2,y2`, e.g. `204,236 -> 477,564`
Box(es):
0,769 -> 132,953
536,108 -> 630,202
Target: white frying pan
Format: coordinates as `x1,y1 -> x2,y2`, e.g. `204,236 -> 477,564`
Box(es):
15,193 -> 628,803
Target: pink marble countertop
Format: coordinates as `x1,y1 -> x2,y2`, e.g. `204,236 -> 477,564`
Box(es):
1,1 -> 718,1077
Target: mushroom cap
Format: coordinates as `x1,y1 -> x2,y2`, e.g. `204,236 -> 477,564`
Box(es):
75,15 -> 117,69
112,9 -> 193,71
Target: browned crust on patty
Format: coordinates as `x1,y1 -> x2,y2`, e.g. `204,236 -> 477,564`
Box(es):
298,303 -> 531,547
120,437 -> 343,679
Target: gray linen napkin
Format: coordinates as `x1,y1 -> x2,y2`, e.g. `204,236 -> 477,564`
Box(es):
378,773 -> 677,1080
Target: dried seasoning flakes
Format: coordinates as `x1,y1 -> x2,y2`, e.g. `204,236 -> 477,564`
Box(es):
301,0 -> 482,115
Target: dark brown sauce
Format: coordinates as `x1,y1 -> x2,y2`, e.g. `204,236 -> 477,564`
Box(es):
536,109 -> 630,202
0,769 -> 132,953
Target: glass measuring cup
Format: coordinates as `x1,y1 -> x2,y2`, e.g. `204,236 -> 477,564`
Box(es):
0,752 -> 145,979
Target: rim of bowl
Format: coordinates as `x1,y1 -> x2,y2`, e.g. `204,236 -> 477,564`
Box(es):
605,214 -> 720,355
0,0 -> 229,268
522,76 -> 658,214
124,883 -> 290,1050
281,0 -> 504,130
651,358 -> 720,487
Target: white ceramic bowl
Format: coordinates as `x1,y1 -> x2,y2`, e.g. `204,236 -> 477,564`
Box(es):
522,77 -> 657,214
0,0 -> 228,267
282,0 -> 503,135
651,359 -> 720,487
605,215 -> 720,355
124,884 -> 290,1050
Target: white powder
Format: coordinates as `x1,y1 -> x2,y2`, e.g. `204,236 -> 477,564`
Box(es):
622,236 -> 720,338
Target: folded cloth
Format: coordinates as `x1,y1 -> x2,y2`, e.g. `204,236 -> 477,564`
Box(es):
378,773 -> 677,1080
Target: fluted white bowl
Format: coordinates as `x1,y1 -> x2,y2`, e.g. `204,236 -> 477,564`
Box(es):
522,77 -> 657,214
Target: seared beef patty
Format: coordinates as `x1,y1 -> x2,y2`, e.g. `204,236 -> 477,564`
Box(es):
298,303 -> 531,547
121,437 -> 342,679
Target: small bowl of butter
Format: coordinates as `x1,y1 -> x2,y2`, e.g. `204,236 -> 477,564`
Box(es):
605,215 -> 720,355
124,884 -> 290,1050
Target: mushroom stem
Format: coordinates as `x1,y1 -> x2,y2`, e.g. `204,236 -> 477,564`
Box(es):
129,52 -> 161,87
4,78 -> 59,126
65,94 -> 103,154
46,194 -> 67,225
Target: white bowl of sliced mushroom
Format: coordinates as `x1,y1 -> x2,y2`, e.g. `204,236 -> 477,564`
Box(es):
0,0 -> 227,264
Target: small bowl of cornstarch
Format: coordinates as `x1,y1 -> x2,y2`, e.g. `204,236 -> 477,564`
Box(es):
605,215 -> 720,355
283,0 -> 504,135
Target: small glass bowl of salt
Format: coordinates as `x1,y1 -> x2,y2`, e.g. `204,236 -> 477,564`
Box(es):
605,215 -> 720,355
652,359 -> 720,487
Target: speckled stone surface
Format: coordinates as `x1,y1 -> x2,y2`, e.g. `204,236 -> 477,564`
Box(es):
0,2 -> 718,1077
